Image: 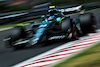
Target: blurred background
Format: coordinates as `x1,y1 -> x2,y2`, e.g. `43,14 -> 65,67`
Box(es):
0,0 -> 100,13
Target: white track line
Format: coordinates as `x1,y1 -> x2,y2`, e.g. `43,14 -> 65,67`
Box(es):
19,40 -> 99,67
31,38 -> 100,63
12,31 -> 100,67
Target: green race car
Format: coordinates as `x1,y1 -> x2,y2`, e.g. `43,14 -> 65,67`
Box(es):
4,7 -> 96,49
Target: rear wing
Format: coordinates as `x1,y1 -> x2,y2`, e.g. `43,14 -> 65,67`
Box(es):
59,5 -> 83,12
48,5 -> 83,13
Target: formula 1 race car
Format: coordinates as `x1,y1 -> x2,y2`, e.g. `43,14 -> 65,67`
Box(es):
4,7 -> 96,49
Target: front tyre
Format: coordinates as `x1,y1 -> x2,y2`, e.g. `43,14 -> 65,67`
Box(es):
4,26 -> 27,49
61,18 -> 71,33
61,18 -> 78,40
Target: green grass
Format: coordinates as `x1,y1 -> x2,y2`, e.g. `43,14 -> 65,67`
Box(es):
0,20 -> 33,28
53,42 -> 100,67
0,14 -> 42,29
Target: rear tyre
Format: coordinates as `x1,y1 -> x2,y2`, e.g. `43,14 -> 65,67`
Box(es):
79,13 -> 96,34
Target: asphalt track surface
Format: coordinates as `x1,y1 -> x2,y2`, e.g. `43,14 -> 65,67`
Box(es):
0,9 -> 100,67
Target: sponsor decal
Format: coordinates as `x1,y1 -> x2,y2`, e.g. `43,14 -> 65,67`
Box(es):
48,35 -> 65,40
14,40 -> 29,45
39,24 -> 47,27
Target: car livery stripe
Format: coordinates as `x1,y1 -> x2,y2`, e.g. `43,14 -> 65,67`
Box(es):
13,31 -> 100,67
59,17 -> 65,24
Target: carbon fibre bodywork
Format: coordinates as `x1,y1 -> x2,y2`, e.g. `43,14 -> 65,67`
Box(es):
4,9 -> 82,48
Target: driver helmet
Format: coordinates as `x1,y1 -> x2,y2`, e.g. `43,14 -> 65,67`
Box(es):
48,16 -> 54,21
